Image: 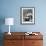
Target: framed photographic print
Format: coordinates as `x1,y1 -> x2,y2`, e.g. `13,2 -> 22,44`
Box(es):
20,7 -> 35,24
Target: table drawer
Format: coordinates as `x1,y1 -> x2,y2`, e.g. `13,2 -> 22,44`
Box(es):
24,40 -> 43,46
4,40 -> 16,46
4,40 -> 24,46
25,35 -> 43,40
4,35 -> 24,40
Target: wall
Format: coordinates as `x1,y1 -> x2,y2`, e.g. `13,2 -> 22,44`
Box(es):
0,0 -> 46,46
0,0 -> 46,32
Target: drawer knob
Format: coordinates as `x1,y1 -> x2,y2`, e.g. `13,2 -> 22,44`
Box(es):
32,42 -> 35,44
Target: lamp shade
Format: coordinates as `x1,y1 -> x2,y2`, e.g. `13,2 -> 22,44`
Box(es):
5,18 -> 14,25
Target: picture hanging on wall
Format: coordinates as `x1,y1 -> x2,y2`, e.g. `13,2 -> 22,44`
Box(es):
20,7 -> 35,24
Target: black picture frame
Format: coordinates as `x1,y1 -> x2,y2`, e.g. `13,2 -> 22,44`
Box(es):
20,7 -> 35,24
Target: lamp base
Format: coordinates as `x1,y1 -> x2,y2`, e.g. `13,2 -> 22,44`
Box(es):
8,32 -> 11,35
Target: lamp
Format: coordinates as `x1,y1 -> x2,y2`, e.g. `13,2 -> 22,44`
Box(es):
5,18 -> 14,35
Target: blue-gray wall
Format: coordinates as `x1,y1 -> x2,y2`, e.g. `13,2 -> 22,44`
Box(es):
0,0 -> 46,46
0,0 -> 46,32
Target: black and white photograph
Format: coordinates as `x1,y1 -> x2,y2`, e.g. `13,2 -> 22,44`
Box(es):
20,7 -> 35,24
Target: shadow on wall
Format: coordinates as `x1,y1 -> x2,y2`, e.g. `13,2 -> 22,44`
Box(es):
0,16 -> 5,46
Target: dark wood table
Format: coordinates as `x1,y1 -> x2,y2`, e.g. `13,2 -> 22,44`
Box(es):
4,32 -> 43,46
